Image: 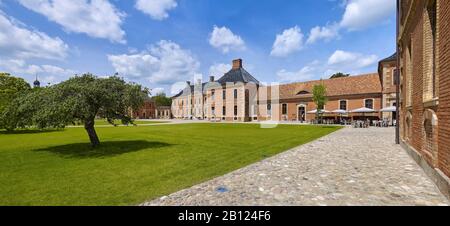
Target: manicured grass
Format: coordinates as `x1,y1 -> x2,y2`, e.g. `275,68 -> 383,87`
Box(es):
0,123 -> 341,206
93,119 -> 168,126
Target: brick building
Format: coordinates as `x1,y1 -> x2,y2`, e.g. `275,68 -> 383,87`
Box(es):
273,74 -> 382,122
133,98 -> 172,119
398,0 -> 450,198
172,59 -> 388,123
378,53 -> 398,121
172,59 -> 260,122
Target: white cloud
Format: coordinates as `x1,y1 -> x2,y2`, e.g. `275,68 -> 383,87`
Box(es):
135,0 -> 177,20
276,66 -> 316,83
17,0 -> 126,43
170,81 -> 187,95
209,26 -> 246,53
271,26 -> 304,57
0,58 -> 76,85
306,0 -> 395,44
328,50 -> 378,68
108,40 -> 200,85
0,11 -> 68,60
340,0 -> 396,30
209,63 -> 230,77
306,23 -> 340,44
276,50 -> 378,83
151,87 -> 165,95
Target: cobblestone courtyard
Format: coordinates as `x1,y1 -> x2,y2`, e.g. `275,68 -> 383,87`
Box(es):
142,127 -> 449,206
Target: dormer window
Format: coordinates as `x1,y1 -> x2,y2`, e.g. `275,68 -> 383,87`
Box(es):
296,90 -> 310,95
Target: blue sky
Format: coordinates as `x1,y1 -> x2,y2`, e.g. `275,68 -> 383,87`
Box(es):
0,0 -> 396,95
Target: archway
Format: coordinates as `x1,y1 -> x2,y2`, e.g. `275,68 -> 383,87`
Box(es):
423,109 -> 438,167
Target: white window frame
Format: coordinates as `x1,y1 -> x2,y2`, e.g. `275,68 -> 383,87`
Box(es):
339,99 -> 348,111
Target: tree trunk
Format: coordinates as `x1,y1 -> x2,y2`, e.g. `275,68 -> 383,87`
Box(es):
84,119 -> 100,147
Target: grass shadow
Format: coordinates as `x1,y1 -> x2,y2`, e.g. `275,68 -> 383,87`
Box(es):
33,140 -> 172,159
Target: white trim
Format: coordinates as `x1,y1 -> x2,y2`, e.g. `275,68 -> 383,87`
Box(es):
339,99 -> 348,111
281,103 -> 288,115
297,104 -> 306,121
363,98 -> 375,109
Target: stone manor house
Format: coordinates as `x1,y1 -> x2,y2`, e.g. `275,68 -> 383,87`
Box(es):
172,58 -> 396,123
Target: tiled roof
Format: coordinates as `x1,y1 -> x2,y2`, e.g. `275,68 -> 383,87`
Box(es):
278,73 -> 381,100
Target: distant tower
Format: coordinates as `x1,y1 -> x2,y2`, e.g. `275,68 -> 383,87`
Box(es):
33,74 -> 40,88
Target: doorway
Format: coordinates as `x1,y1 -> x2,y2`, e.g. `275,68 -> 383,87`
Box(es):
298,106 -> 306,122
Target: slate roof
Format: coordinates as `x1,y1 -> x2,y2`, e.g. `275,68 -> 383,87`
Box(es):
171,66 -> 259,98
217,68 -> 260,85
171,82 -> 207,98
379,53 -> 397,63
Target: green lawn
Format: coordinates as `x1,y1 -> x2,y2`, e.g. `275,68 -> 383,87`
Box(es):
0,123 -> 340,206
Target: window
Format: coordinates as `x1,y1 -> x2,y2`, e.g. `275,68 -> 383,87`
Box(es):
422,1 -> 438,101
429,0 -> 437,98
211,89 -> 215,99
223,90 -> 226,100
365,99 -> 374,109
223,106 -> 226,116
267,104 -> 272,115
406,41 -> 413,106
296,90 -> 309,95
339,100 -> 347,111
282,104 -> 287,115
234,89 -> 238,99
211,107 -> 215,115
234,106 -> 238,116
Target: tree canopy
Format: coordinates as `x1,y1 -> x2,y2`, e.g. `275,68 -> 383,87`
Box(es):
330,72 -> 350,79
0,73 -> 31,113
1,74 -> 149,146
151,92 -> 172,106
312,83 -> 328,123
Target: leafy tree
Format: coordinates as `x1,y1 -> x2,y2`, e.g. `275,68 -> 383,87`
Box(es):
330,72 -> 350,79
151,92 -> 172,106
0,73 -> 32,128
312,83 -> 328,123
0,73 -> 31,113
1,74 -> 149,147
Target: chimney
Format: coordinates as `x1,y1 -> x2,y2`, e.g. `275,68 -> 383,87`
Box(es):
209,76 -> 215,82
232,59 -> 243,69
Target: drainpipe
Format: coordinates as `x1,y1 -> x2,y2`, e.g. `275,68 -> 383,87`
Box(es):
395,0 -> 400,144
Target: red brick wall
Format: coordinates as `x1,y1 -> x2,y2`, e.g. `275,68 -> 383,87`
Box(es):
277,95 -> 382,122
399,0 -> 450,178
410,13 -> 425,158
438,0 -> 450,177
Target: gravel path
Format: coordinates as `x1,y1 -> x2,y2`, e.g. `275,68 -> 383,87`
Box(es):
141,127 -> 449,206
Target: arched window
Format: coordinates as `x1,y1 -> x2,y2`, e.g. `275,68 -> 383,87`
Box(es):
423,109 -> 438,167
423,0 -> 438,100
296,90 -> 310,95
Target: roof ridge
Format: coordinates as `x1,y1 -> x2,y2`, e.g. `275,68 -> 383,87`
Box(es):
284,73 -> 378,86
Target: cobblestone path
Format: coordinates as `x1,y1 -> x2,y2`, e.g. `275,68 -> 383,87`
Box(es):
142,127 -> 449,206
